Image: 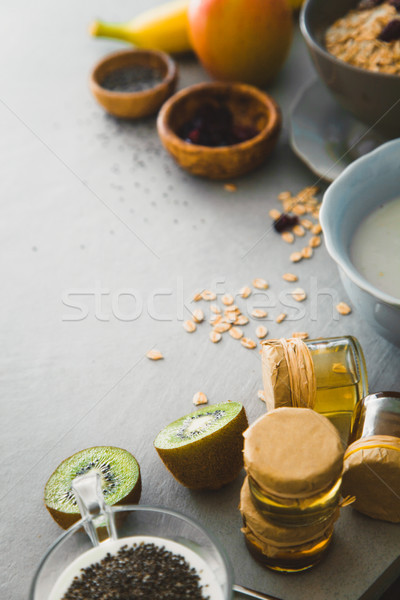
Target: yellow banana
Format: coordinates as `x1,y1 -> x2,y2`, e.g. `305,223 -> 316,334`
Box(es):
90,0 -> 191,54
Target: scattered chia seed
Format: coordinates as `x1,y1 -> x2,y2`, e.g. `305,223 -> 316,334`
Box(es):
61,542 -> 209,600
101,66 -> 163,93
273,213 -> 299,233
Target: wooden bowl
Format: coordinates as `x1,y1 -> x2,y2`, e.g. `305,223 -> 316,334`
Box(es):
90,49 -> 178,119
157,82 -> 281,179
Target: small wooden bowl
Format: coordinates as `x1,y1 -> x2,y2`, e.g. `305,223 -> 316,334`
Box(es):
157,82 -> 281,179
90,49 -> 178,119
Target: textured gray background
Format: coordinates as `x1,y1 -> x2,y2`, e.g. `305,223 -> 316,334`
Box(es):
1,1 -> 399,599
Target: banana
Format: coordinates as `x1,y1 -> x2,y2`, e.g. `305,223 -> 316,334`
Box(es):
90,0 -> 191,54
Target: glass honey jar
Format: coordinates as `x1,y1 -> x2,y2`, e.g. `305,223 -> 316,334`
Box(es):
261,336 -> 368,446
241,408 -> 344,572
342,391 -> 400,523
240,477 -> 338,573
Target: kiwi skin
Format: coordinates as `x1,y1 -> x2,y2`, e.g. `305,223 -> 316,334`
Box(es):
154,404 -> 248,490
44,447 -> 141,530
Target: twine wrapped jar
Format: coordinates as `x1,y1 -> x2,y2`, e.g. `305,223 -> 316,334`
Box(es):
261,337 -> 368,445
342,391 -> 400,523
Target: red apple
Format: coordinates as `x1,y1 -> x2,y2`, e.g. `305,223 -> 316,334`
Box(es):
188,0 -> 293,86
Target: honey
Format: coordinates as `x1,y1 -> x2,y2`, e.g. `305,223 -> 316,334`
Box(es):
243,523 -> 333,573
342,391 -> 400,522
248,474 -> 342,527
261,336 -> 368,445
241,409 -> 344,572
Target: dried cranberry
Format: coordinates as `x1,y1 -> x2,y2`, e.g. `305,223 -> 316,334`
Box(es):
389,0 -> 400,12
179,103 -> 258,147
377,18 -> 400,41
232,125 -> 259,143
273,214 -> 299,233
358,0 -> 383,9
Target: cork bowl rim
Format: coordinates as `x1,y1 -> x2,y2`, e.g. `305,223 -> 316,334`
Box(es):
89,49 -> 178,118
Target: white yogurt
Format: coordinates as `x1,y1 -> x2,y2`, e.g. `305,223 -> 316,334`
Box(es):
49,535 -> 225,600
350,197 -> 400,299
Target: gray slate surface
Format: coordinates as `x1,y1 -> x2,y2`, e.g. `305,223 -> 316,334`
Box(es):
1,1 -> 399,599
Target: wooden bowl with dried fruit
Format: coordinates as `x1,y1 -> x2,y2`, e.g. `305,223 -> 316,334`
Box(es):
157,82 -> 281,180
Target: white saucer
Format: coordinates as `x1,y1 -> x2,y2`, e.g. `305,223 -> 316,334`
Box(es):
289,78 -> 387,182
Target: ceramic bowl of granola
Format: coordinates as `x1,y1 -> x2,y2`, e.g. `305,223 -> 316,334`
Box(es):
320,139 -> 400,346
301,0 -> 400,138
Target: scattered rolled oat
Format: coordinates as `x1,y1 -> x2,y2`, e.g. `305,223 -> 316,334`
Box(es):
293,224 -> 306,237
332,362 -> 347,374
269,208 -> 281,220
239,286 -> 252,298
301,219 -> 313,230
192,309 -> 204,323
276,313 -> 287,324
281,232 -> 294,244
309,236 -> 321,248
290,251 -> 303,263
214,322 -> 231,333
193,391 -> 208,405
202,290 -> 216,301
251,309 -> 268,318
292,204 -> 307,216
210,304 -> 221,314
257,389 -> 266,402
193,292 -> 203,302
229,326 -> 243,339
146,349 -> 164,360
278,191 -> 292,201
301,246 -> 313,259
291,288 -> 307,302
210,314 -> 222,325
253,278 -> 269,289
183,320 -> 196,333
241,337 -> 257,349
292,332 -> 309,340
224,183 -> 237,192
225,310 -> 239,323
235,314 -> 249,325
222,294 -> 234,306
209,330 -> 222,343
336,302 -> 352,315
282,273 -> 298,282
256,325 -> 268,339
311,224 -> 322,235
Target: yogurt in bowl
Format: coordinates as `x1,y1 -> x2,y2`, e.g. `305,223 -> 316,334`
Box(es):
320,139 -> 400,346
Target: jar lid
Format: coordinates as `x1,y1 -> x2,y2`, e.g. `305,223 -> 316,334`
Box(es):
342,435 -> 400,523
239,476 -> 339,547
243,407 -> 344,498
261,338 -> 316,412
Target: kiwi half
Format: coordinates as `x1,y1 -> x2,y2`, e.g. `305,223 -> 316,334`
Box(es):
44,446 -> 141,529
154,402 -> 248,490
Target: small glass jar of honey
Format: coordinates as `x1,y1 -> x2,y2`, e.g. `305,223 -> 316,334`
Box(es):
261,336 -> 368,445
342,391 -> 400,523
241,408 -> 344,572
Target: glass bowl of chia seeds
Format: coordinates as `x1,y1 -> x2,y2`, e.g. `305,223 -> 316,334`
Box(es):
90,48 -> 178,119
30,504 -> 234,600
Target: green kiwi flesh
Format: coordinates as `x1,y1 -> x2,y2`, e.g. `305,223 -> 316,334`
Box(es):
154,402 -> 248,489
44,446 -> 141,529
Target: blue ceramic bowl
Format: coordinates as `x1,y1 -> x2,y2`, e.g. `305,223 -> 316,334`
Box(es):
320,139 -> 400,346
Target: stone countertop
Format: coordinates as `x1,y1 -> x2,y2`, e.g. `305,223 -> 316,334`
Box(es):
1,1 -> 399,599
